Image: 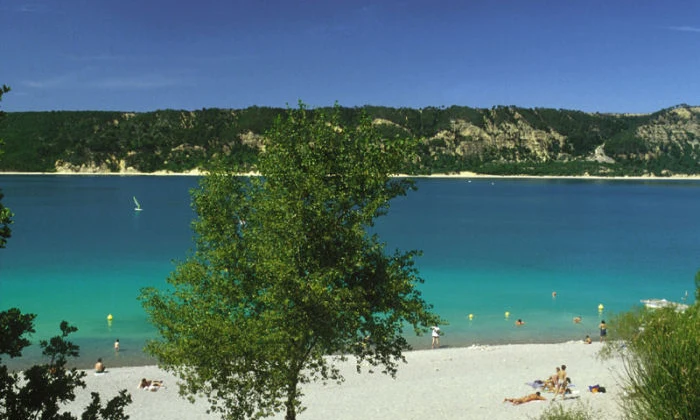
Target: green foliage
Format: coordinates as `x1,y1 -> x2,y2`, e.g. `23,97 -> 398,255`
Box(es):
0,104 -> 698,176
0,308 -> 132,420
535,401 -> 598,420
475,160 -> 625,177
0,191 -> 11,250
605,130 -> 649,156
140,102 -> 442,420
601,273 -> 700,420
0,84 -> 13,248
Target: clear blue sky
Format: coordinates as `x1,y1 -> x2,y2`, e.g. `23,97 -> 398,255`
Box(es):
1,0 -> 699,113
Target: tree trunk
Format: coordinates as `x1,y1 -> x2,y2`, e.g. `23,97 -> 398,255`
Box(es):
284,380 -> 298,420
285,404 -> 296,420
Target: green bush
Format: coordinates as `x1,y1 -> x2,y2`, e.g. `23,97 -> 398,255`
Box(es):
601,272 -> 700,420
535,401 -> 598,420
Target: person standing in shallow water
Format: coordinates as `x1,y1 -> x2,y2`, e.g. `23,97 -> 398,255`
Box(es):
431,326 -> 440,349
599,320 -> 607,342
114,339 -> 120,352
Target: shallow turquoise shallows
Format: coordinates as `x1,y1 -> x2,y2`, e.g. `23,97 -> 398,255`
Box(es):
1,175 -> 698,369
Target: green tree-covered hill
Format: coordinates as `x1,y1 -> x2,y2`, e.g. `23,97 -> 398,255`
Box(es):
1,104 -> 698,176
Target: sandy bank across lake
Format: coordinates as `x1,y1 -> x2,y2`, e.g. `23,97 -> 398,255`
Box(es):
62,341 -> 625,420
2,170 -> 700,181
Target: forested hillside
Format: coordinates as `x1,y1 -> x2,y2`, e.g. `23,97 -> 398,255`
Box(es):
1,104 -> 699,176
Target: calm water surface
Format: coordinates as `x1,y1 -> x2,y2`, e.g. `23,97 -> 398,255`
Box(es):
1,175 -> 698,369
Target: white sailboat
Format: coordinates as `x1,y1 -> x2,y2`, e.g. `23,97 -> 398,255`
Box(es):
133,196 -> 143,211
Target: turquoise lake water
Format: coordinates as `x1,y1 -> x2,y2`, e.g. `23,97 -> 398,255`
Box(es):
1,175 -> 698,369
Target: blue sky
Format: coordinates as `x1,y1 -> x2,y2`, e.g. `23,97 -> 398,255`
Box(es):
1,0 -> 699,113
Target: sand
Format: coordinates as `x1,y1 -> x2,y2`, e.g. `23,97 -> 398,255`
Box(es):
61,341 -> 626,420
2,169 -> 700,180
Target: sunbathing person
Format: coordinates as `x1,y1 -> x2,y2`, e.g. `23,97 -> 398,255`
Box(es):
94,358 -> 105,373
542,377 -> 557,392
138,378 -> 164,391
504,391 -> 546,405
544,366 -> 560,391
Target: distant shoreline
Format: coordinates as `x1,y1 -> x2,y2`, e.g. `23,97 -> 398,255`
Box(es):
2,170 -> 700,180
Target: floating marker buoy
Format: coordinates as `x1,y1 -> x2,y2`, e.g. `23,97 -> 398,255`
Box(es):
468,313 -> 474,320
107,314 -> 113,321
598,304 -> 604,311
505,311 -> 510,319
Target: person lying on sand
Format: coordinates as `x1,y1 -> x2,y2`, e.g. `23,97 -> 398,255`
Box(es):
504,391 -> 546,405
138,378 -> 164,391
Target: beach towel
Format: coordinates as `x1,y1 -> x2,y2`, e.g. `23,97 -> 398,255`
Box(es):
562,390 -> 581,399
526,381 -> 545,389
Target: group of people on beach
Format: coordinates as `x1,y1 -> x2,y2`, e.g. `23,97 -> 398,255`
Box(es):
93,339 -> 165,391
504,364 -> 572,405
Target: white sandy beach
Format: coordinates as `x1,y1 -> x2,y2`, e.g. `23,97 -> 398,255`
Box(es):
2,169 -> 700,181
61,341 -> 625,420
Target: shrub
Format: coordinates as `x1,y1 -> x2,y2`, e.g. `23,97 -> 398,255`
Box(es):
601,271 -> 700,420
535,400 -> 598,420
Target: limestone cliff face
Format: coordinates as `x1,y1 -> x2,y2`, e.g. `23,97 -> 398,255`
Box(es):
632,107 -> 700,157
453,112 -> 565,162
425,108 -> 568,163
423,105 -> 699,169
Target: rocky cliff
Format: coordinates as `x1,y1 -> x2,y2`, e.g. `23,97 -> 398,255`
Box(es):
1,105 -> 698,176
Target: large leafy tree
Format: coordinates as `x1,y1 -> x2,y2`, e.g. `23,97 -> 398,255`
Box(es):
140,103 -> 442,420
1,84 -> 13,248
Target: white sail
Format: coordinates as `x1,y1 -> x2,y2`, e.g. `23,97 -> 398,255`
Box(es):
133,196 -> 143,211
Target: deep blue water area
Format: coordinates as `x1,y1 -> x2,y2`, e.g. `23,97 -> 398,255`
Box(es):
1,175 -> 698,369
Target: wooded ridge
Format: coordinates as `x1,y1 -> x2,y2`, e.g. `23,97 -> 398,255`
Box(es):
1,104 -> 698,176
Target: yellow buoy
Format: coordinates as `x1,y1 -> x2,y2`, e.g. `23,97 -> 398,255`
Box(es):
468,313 -> 474,320
505,311 -> 510,319
598,304 -> 604,312
107,314 -> 113,321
